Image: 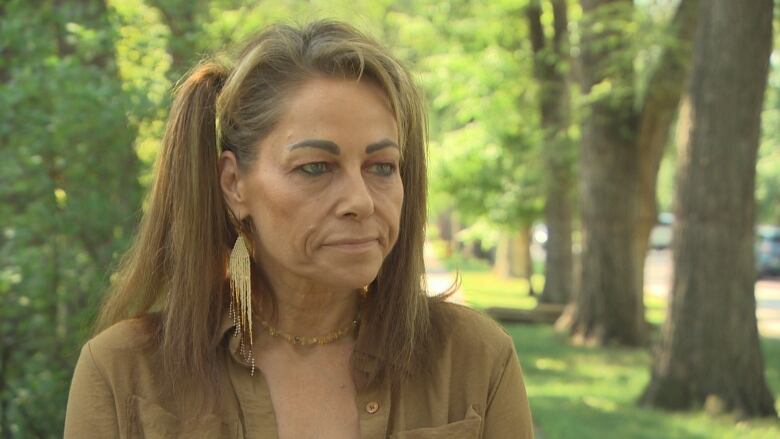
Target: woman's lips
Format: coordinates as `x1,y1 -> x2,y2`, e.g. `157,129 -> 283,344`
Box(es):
323,238 -> 380,252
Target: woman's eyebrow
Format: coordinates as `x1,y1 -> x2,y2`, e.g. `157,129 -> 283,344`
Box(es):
286,138 -> 399,155
287,139 -> 340,154
365,138 -> 399,154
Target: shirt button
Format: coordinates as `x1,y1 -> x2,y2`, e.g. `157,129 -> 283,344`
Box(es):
365,401 -> 380,414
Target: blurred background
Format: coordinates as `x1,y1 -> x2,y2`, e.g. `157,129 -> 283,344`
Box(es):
1,0 -> 779,437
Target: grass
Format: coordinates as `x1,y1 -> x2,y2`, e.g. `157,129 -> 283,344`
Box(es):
458,270 -> 780,439
457,271 -> 542,309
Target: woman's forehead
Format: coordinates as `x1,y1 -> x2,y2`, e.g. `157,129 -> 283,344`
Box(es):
265,78 -> 399,149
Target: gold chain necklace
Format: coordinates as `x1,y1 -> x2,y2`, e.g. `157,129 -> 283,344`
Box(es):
259,314 -> 360,346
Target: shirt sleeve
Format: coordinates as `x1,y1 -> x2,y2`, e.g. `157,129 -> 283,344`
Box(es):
482,340 -> 534,439
64,342 -> 119,438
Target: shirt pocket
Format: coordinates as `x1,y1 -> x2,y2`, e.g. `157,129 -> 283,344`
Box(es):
390,405 -> 482,439
127,395 -> 240,439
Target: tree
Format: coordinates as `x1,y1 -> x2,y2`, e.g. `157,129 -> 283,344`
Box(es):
0,0 -> 158,435
526,0 -> 575,305
640,0 -> 776,418
147,0 -> 209,81
757,23 -> 780,225
382,0 -> 546,277
556,0 -> 698,346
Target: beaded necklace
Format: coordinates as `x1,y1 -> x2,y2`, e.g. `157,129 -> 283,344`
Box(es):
259,314 -> 360,346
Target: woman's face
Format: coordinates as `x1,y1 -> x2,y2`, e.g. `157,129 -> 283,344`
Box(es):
220,77 -> 403,291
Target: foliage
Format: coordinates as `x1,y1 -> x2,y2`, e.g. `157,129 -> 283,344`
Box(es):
0,0 -> 162,436
412,0 -> 546,231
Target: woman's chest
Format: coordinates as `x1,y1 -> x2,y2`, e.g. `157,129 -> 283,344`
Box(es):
258,350 -> 361,439
269,386 -> 361,439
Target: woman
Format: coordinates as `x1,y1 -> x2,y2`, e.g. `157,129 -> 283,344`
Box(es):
64,20 -> 533,438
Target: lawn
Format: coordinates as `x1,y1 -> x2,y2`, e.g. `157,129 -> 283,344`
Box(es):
458,271 -> 780,438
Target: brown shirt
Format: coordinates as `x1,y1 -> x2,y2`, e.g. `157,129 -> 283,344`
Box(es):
64,302 -> 533,438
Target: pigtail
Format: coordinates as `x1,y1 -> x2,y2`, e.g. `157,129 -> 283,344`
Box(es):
95,62 -> 232,404
156,62 -> 231,390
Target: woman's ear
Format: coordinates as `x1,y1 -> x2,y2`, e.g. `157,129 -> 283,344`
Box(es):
219,150 -> 245,219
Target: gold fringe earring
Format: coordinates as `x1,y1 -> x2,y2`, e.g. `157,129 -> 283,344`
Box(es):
228,231 -> 255,375
360,284 -> 369,298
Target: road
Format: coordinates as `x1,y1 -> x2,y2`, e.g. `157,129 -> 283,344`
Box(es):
645,249 -> 780,338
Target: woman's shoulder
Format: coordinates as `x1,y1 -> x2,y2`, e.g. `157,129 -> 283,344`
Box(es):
87,314 -> 159,352
429,300 -> 515,360
79,314 -> 160,375
400,300 -> 525,425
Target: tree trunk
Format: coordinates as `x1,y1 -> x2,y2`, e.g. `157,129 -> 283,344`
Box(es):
640,0 -> 776,418
557,0 -> 647,345
436,208 -> 454,242
512,228 -> 533,279
527,0 -> 575,305
516,227 -> 537,296
540,168 -> 573,304
449,213 -> 464,256
494,229 -> 533,286
558,0 -> 697,346
494,232 -> 512,278
632,0 -> 699,326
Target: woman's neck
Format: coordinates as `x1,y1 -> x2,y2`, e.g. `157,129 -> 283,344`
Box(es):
260,279 -> 361,341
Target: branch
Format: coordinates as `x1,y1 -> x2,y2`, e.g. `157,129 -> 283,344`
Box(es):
639,0 -> 699,125
551,0 -> 568,55
636,0 -> 699,221
526,0 -> 545,56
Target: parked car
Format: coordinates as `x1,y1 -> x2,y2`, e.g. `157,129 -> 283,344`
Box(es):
756,225 -> 780,278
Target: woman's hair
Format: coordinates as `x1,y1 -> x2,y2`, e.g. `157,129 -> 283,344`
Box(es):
94,20 -> 438,399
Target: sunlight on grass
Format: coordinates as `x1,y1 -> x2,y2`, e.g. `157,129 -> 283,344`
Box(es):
645,294 -> 668,326
583,396 -> 618,412
456,271 -> 780,438
534,357 -> 566,372
507,324 -> 780,439
460,270 -> 671,324
458,271 -> 539,309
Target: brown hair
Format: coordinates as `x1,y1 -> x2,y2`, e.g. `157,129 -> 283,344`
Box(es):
95,20 -> 439,401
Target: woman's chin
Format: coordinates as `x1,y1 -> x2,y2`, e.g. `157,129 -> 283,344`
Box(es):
315,268 -> 379,291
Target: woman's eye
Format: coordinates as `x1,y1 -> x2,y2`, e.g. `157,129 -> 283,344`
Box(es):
299,162 -> 330,176
369,163 -> 397,177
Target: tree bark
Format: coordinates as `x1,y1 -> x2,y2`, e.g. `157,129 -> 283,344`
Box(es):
494,229 -> 534,289
557,0 -> 647,345
632,0 -> 699,327
640,0 -> 776,418
558,0 -> 697,346
515,227 -> 536,296
447,212 -> 464,257
494,232 -> 512,278
527,0 -> 575,305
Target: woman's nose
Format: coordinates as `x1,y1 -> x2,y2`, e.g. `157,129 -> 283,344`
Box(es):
336,169 -> 375,219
